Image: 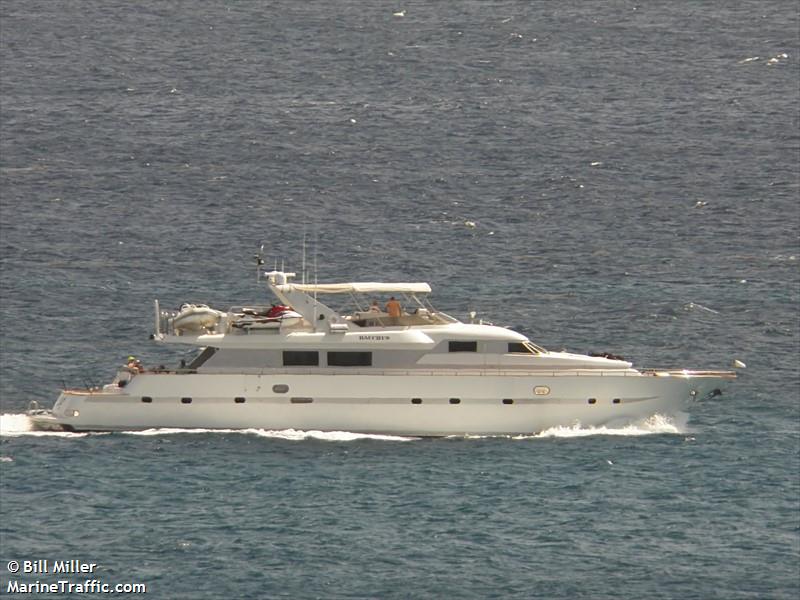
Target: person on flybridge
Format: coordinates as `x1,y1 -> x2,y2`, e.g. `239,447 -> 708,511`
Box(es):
385,296 -> 402,322
126,356 -> 144,373
109,356 -> 142,390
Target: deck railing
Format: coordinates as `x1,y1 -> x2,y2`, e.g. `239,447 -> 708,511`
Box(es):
127,367 -> 737,379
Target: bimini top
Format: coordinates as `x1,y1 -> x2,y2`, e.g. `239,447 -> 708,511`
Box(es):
275,282 -> 432,295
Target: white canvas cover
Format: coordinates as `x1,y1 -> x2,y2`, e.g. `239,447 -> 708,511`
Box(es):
276,282 -> 432,294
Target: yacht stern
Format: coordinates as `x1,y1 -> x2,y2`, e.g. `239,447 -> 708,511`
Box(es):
26,400 -> 72,432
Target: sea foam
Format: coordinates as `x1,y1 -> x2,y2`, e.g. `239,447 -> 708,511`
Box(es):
529,413 -> 688,439
1,413 -> 687,441
0,413 -> 88,438
123,427 -> 417,442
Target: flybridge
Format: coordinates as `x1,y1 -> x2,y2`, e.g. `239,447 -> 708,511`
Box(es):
264,269 -> 456,332
152,269 -> 456,341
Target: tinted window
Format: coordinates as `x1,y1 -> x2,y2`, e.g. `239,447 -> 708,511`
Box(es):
448,341 -> 477,352
508,342 -> 533,354
328,352 -> 372,367
283,351 -> 319,366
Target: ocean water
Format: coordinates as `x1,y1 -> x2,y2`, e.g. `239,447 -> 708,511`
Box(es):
1,1 -> 798,598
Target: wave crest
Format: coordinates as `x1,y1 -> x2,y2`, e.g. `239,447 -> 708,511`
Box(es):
527,413 -> 688,438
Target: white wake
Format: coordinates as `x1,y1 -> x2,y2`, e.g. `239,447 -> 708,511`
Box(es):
0,413 -> 88,438
1,412 -> 688,441
124,427 -> 417,442
0,415 -> 414,442
526,413 -> 689,438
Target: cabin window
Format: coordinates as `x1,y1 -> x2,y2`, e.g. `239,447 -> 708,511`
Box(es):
283,351 -> 319,366
449,398 -> 461,404
141,396 -> 152,403
509,342 -> 544,354
508,342 -> 533,354
448,341 -> 477,352
411,398 -> 422,404
502,398 -> 514,405
234,397 -> 246,404
272,384 -> 289,394
181,397 -> 192,404
327,352 -> 372,367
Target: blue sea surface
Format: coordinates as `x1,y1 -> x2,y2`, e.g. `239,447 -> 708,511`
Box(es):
1,1 -> 798,598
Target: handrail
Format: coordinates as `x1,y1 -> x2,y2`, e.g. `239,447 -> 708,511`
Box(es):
132,367 -> 736,379
61,367 -> 736,395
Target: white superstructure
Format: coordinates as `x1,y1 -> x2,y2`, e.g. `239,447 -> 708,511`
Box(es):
28,269 -> 737,435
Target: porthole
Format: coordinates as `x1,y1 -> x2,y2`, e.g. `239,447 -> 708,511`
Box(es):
411,398 -> 422,404
533,386 -> 550,396
181,397 -> 192,404
141,396 -> 153,403
502,398 -> 514,405
234,397 -> 246,404
612,398 -> 621,404
449,398 -> 461,405
272,384 -> 289,394
588,398 -> 596,405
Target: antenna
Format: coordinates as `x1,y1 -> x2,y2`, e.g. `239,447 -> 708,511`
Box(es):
302,232 -> 307,285
313,230 -> 319,324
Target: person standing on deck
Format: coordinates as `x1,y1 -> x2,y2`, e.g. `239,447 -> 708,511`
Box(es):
385,296 -> 402,318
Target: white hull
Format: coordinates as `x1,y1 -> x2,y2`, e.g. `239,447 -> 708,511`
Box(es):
35,370 -> 726,435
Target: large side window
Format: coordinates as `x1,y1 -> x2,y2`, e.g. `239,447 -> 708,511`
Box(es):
328,352 -> 372,367
448,341 -> 477,352
283,351 -> 319,366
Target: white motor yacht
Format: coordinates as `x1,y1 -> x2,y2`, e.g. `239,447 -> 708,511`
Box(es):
28,268 -> 737,435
